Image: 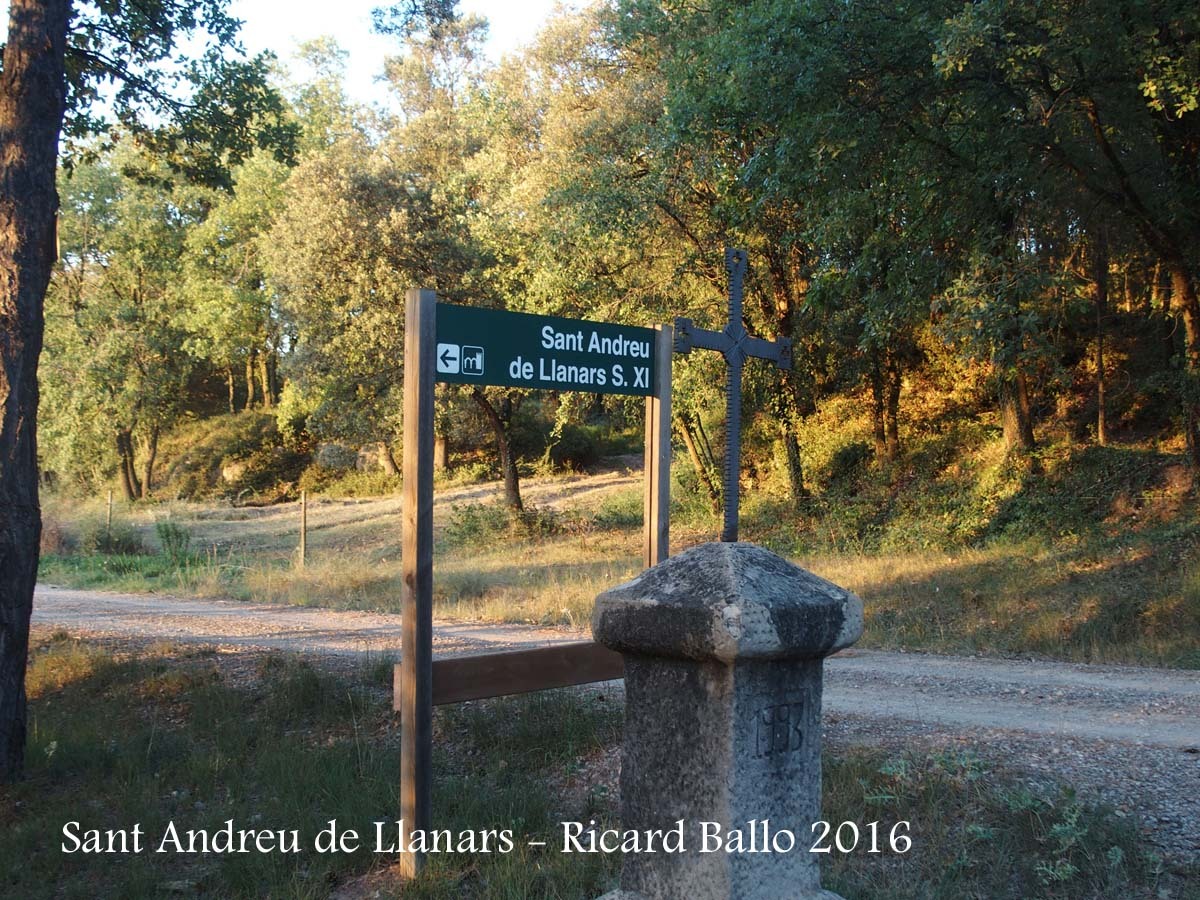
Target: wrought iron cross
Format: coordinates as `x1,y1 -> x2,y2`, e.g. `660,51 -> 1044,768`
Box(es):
674,249 -> 793,542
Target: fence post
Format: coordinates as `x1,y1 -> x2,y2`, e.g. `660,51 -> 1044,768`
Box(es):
298,490 -> 307,569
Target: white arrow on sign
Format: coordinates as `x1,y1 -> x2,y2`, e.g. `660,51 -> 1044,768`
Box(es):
436,343 -> 460,375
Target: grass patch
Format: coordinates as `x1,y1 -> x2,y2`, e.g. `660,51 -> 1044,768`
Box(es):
5,636 -> 1191,898
4,636 -> 624,899
822,750 -> 1182,899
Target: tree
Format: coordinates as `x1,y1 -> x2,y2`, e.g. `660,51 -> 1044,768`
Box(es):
181,153 -> 290,413
932,0 -> 1200,462
264,136 -> 413,464
43,151 -> 201,498
0,0 -> 295,782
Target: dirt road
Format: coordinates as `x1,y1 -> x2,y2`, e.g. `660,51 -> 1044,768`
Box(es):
32,584 -> 1200,863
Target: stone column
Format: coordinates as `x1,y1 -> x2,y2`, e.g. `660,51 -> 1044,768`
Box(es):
592,542 -> 863,900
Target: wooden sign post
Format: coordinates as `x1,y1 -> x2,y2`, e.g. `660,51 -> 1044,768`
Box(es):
398,294 -> 669,876
399,288 -> 436,878
644,324 -> 672,567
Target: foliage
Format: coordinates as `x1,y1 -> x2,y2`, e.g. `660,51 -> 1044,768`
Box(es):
154,521 -> 192,564
296,465 -> 403,499
60,0 -> 299,188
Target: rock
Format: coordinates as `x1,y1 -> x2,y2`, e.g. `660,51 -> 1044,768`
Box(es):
593,542 -> 862,900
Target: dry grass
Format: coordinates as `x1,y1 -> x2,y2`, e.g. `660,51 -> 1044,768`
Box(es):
39,458 -> 1200,667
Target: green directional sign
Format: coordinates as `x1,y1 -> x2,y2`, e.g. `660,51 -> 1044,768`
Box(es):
434,303 -> 658,397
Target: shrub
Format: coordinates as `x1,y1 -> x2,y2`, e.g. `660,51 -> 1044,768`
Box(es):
592,489 -> 642,530
443,502 -> 571,548
155,521 -> 191,565
77,518 -> 145,555
223,444 -> 311,501
547,423 -> 603,471
315,442 -> 359,470
298,465 -> 402,498
40,512 -> 74,556
297,463 -> 338,495
828,440 -> 872,482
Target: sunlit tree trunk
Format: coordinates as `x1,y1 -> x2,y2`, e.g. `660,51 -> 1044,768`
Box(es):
1000,370 -> 1036,456
140,425 -> 159,499
472,387 -> 522,511
675,410 -> 720,510
257,349 -> 273,409
1165,255 -> 1200,469
868,351 -> 889,462
1092,231 -> 1108,447
379,441 -> 400,476
115,428 -> 141,501
885,355 -> 901,460
244,352 -> 256,410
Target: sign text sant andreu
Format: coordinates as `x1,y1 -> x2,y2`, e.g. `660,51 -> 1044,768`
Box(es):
434,304 -> 657,397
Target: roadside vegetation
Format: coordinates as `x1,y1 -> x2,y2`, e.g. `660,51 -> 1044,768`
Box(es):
39,395 -> 1200,669
4,634 -> 1192,899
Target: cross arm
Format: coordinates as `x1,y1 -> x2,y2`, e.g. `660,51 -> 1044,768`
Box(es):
673,317 -> 731,354
743,334 -> 793,370
674,317 -> 793,370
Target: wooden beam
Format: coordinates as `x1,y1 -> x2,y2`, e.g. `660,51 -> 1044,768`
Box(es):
643,323 -> 672,567
399,288 -> 436,878
394,642 -> 625,709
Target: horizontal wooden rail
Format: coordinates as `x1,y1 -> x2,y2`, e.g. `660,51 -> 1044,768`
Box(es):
394,640 -> 624,709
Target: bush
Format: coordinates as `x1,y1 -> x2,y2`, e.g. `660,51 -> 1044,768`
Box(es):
40,512 -> 74,556
315,443 -> 358,470
298,465 -> 402,498
828,440 -> 872,482
223,444 -> 311,502
157,411 -> 307,501
443,502 -> 572,549
592,489 -> 642,530
547,423 -> 603,471
77,519 -> 145,555
155,521 -> 191,564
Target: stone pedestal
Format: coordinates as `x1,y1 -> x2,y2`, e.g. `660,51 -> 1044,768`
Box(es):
592,542 -> 863,900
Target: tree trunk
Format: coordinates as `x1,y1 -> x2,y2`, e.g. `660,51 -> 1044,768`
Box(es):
868,353 -> 887,461
258,349 -> 273,410
140,425 -> 159,499
0,0 -> 69,782
675,411 -> 720,510
885,355 -> 901,460
244,352 -> 256,410
225,366 -> 235,414
1092,231 -> 1108,447
472,388 -> 522,511
1000,369 -> 1037,456
379,441 -> 400,476
776,376 -> 809,499
115,429 -> 141,501
433,435 -> 448,471
267,351 -> 278,404
1165,255 -> 1200,468
779,419 -> 807,500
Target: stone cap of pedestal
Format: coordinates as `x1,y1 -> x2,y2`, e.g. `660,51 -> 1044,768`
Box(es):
592,542 -> 863,663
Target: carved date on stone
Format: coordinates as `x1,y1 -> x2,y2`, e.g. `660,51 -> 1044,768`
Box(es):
754,701 -> 804,758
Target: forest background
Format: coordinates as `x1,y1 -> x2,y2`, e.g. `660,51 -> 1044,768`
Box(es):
38,0 -> 1200,670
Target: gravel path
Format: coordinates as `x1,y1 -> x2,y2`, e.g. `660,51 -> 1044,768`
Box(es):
32,585 -> 1200,864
